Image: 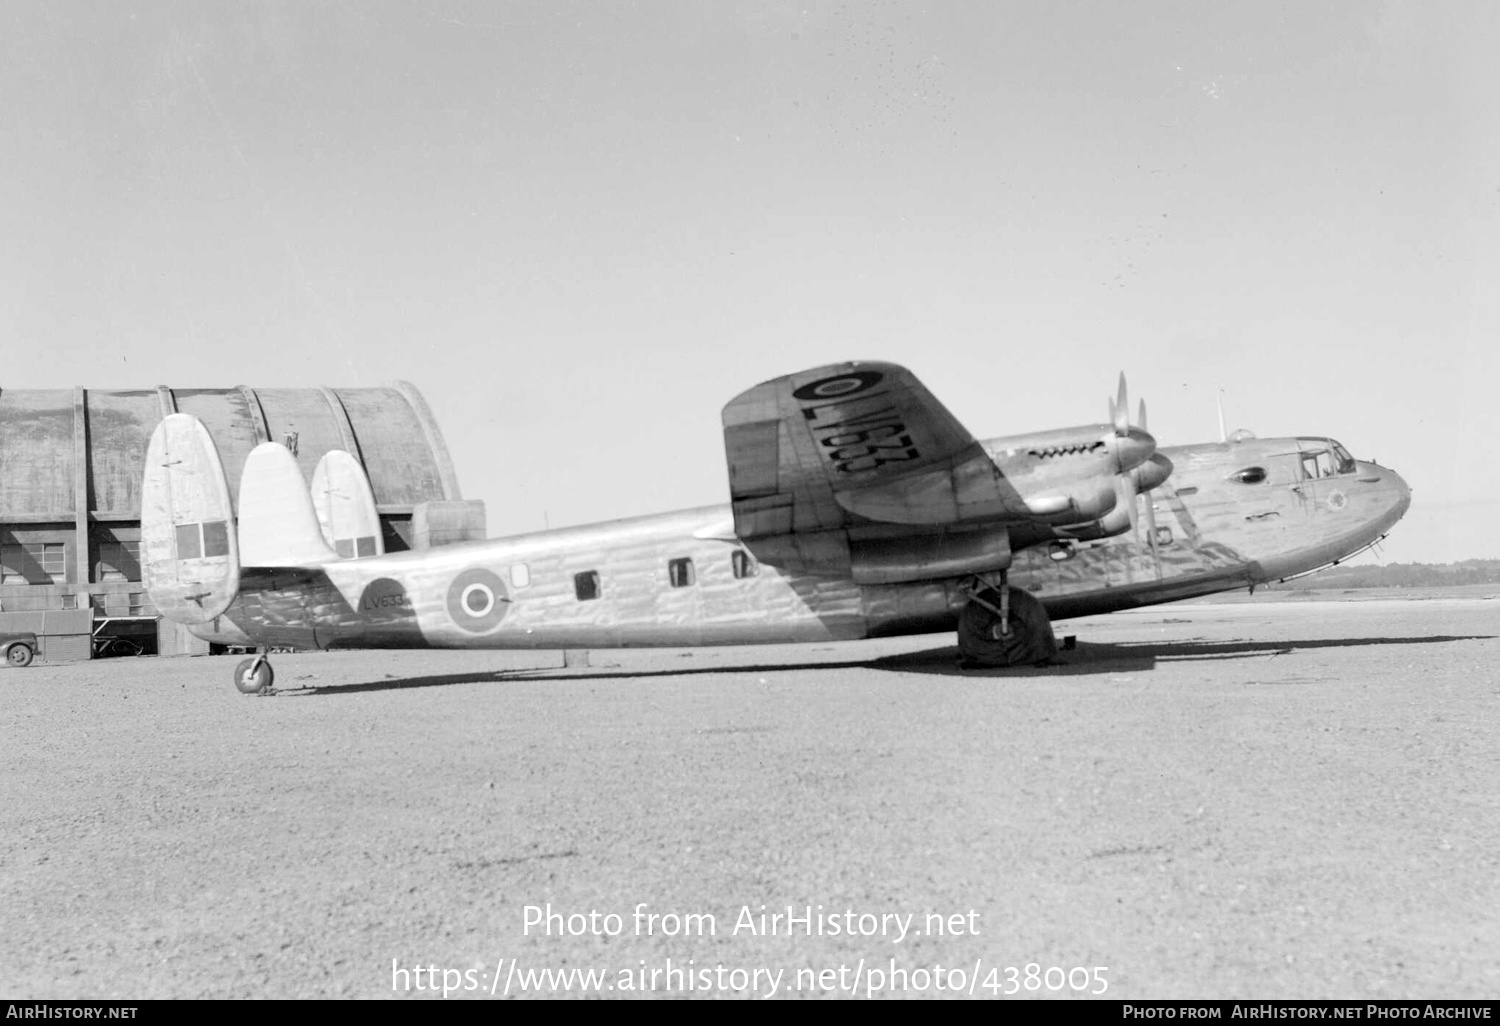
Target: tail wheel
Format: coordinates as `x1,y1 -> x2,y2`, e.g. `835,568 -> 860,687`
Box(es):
6,643 -> 35,668
957,586 -> 1058,668
233,657 -> 274,695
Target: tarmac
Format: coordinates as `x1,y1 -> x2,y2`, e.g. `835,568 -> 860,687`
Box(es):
2,596 -> 1497,999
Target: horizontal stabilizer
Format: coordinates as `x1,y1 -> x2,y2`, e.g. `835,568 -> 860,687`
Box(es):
141,414 -> 240,624
311,450 -> 384,558
238,442 -> 339,567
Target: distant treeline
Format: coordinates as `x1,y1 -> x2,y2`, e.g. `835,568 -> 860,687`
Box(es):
1275,559 -> 1500,589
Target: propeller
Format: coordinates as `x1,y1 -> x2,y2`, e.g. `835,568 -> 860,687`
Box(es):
1106,375 -> 1148,536
1138,399 -> 1159,558
1105,384 -> 1173,574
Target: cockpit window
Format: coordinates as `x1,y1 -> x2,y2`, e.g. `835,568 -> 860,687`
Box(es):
1301,450 -> 1336,480
1297,438 -> 1357,477
1332,443 -> 1356,474
1230,466 -> 1267,484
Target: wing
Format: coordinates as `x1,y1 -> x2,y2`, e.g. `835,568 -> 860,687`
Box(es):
723,362 -> 1033,539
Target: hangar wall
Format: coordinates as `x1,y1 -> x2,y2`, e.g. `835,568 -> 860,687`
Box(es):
0,382 -> 464,659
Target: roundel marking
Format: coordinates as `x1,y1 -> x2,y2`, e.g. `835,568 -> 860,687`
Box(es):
792,370 -> 884,402
1326,490 -> 1348,512
446,568 -> 510,633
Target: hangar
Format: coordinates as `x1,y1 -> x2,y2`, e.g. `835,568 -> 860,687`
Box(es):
0,383 -> 478,660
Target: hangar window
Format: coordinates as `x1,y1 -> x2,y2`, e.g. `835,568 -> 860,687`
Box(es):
731,549 -> 758,579
1,543 -> 65,583
668,557 -> 696,588
1229,467 -> 1267,484
60,594 -> 79,610
573,570 -> 600,602
128,593 -> 146,615
510,563 -> 530,589
98,540 -> 141,582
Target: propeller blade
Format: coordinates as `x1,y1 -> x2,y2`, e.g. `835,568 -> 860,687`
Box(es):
1138,398 -> 1147,433
1114,373 -> 1130,436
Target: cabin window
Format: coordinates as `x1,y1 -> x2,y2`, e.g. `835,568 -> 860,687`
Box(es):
573,571 -> 600,601
731,549 -> 758,579
1229,467 -> 1267,484
668,557 -> 695,588
511,563 -> 530,589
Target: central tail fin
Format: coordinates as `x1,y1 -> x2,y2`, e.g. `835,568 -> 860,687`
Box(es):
237,442 -> 339,566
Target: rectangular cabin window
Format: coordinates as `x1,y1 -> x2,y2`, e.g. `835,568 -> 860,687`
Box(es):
511,563 -> 530,589
668,557 -> 695,588
573,570 -> 600,602
731,549 -> 758,579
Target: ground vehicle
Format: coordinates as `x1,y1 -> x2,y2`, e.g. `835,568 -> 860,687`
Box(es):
2,632 -> 38,668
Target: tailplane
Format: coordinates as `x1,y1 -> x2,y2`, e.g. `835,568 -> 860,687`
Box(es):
141,414 -> 240,624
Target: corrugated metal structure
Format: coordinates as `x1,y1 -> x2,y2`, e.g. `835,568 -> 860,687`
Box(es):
0,383 -> 465,659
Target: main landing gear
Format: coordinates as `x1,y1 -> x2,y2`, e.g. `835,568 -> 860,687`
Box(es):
956,572 -> 1058,669
233,651 -> 275,695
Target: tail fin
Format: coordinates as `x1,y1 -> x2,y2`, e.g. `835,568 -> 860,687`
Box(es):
310,450 -> 385,558
142,414 -> 240,624
237,442 -> 339,566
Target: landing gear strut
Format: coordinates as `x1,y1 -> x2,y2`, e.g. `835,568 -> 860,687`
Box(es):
233,651 -> 275,695
957,572 -> 1058,669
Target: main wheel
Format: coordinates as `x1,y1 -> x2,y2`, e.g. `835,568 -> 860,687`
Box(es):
233,657 -> 274,695
6,643 -> 34,668
957,586 -> 1058,668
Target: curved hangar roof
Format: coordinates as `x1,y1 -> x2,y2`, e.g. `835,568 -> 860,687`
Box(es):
0,382 -> 461,520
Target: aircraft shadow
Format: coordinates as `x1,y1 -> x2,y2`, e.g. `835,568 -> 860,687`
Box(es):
280,633 -> 1490,694
872,634 -> 1494,678
286,660 -> 877,696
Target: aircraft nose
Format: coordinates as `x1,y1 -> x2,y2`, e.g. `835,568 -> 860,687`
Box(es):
1388,467 -> 1412,518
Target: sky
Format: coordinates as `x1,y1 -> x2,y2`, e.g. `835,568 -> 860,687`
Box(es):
2,1 -> 1496,564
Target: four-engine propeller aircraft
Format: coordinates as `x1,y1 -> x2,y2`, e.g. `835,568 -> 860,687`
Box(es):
141,362 -> 1411,693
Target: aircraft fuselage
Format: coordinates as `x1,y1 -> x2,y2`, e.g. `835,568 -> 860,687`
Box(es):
201,436 -> 1411,652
